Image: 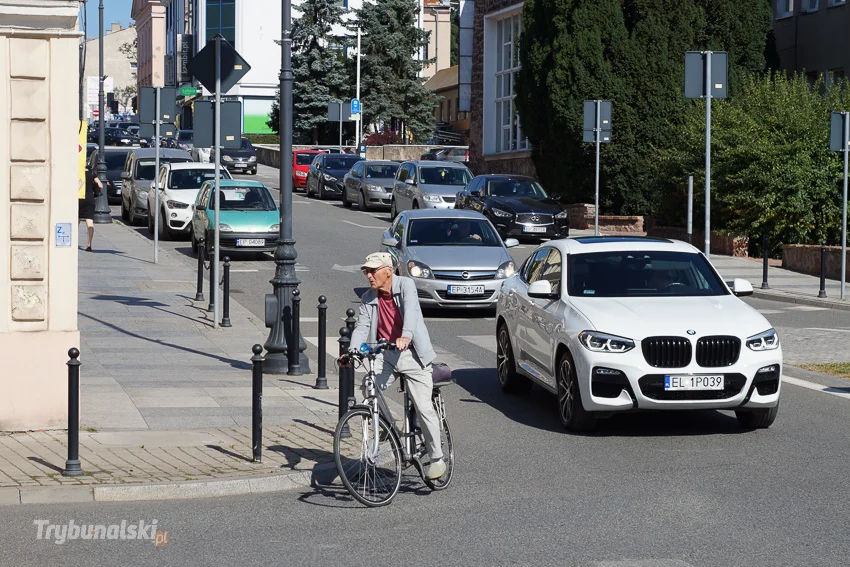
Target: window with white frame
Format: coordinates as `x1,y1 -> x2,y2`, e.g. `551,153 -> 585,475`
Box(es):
494,13 -> 528,153
776,0 -> 794,17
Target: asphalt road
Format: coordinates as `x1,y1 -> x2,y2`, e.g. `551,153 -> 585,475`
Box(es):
5,164 -> 846,566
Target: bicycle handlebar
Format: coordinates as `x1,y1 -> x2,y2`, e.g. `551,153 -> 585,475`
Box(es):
339,340 -> 397,364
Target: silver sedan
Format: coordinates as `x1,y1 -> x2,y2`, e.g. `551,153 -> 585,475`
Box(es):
382,209 -> 519,310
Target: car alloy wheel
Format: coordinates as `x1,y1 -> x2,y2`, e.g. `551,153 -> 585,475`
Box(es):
358,191 -> 369,211
556,352 -> 596,432
390,200 -> 398,220
497,325 -> 531,394
121,199 -> 129,221
158,211 -> 170,241
341,189 -> 352,208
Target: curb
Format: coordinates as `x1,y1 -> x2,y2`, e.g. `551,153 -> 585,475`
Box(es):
751,289 -> 850,312
0,462 -> 338,506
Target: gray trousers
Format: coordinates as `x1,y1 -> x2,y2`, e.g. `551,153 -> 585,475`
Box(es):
366,348 -> 443,461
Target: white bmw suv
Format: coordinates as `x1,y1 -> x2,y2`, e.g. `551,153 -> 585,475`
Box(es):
147,162 -> 231,240
496,236 -> 782,432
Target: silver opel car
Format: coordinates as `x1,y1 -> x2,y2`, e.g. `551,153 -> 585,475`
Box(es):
382,209 -> 519,310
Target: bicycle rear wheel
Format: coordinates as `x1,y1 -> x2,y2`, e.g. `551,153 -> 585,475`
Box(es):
334,407 -> 403,507
424,395 -> 454,491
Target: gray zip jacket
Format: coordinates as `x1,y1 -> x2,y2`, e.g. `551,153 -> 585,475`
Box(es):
349,275 -> 436,366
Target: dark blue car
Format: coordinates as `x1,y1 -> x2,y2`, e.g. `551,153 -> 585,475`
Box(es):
305,153 -> 363,200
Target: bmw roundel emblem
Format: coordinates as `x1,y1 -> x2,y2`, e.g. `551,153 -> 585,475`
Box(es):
687,329 -> 696,335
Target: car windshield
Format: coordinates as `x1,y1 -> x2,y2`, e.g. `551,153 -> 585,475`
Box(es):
326,156 -> 361,169
295,153 -> 316,165
366,164 -> 399,178
135,158 -> 192,180
406,218 -> 502,247
567,251 -> 729,297
169,168 -> 228,189
211,187 -> 277,211
419,166 -> 473,185
241,138 -> 253,150
104,153 -> 128,169
178,132 -> 193,142
487,179 -> 548,198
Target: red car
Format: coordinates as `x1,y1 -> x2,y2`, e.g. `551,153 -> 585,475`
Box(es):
292,150 -> 324,190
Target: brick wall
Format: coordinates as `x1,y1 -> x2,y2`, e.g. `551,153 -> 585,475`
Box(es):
783,244 -> 850,281
646,225 -> 749,257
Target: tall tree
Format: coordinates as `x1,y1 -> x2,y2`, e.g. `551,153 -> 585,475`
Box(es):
353,0 -> 438,142
267,0 -> 352,144
515,0 -> 773,214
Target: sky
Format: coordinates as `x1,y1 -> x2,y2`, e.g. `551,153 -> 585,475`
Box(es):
83,0 -> 134,38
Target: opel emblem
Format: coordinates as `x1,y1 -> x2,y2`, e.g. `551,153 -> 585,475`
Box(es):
687,329 -> 696,335
461,271 -> 470,280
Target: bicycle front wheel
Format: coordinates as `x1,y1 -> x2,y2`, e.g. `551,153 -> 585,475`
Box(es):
334,407 -> 403,507
424,397 -> 454,491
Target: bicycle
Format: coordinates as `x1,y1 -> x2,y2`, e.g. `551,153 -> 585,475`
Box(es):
333,340 -> 454,507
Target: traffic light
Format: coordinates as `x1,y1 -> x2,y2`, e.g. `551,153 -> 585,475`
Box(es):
110,100 -> 119,115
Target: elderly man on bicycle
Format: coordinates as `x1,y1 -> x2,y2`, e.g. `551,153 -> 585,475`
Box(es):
348,252 -> 446,480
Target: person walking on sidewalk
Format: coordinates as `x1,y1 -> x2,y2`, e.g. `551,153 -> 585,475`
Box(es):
349,252 -> 446,480
79,167 -> 103,252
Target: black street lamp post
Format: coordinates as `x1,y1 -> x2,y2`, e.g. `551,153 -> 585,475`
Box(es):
93,0 -> 111,224
264,0 -> 309,374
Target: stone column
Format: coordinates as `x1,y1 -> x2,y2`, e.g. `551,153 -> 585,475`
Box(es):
0,0 -> 82,430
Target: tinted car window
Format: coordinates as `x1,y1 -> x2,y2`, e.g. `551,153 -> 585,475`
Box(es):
296,153 -> 315,165
406,218 -> 502,247
104,153 -> 128,169
135,158 -> 192,179
366,164 -> 399,178
178,131 -> 193,141
523,249 -> 550,284
210,187 -> 277,211
241,138 -> 253,150
567,251 -> 729,298
487,179 -> 548,198
419,166 -> 473,185
540,249 -> 563,294
325,156 -> 361,169
169,169 -> 227,189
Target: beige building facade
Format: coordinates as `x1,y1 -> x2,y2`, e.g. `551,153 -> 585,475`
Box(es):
131,0 -> 166,89
0,0 -> 82,430
82,23 -> 137,117
421,0 -> 452,80
773,0 -> 849,80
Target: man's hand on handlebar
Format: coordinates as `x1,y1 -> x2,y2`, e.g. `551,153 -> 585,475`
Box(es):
395,337 -> 411,351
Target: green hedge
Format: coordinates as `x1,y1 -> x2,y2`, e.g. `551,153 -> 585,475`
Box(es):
245,134 -> 280,145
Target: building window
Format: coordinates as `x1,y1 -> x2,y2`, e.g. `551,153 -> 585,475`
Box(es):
803,0 -> 819,11
494,13 -> 527,153
775,0 -> 794,17
206,0 -> 235,44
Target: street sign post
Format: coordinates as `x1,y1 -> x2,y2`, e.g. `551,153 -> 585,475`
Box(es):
328,101 -> 354,151
685,50 -> 728,256
830,110 -> 849,299
189,34 -> 251,329
583,100 -> 612,236
351,98 -> 361,119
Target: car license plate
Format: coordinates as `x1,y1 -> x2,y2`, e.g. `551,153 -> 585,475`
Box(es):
523,226 -> 547,233
447,285 -> 484,295
234,163 -> 246,168
664,375 -> 724,391
236,238 -> 265,247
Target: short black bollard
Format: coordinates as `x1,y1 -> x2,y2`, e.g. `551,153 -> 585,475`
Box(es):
63,349 -> 83,477
338,326 -> 352,437
819,241 -> 828,299
221,257 -> 232,327
346,308 -> 357,333
761,234 -> 770,290
251,344 -> 264,463
288,289 -> 302,376
314,296 -> 328,389
194,242 -> 205,302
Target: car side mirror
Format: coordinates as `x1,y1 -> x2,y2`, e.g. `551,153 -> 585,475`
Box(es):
121,172 -> 130,179
528,280 -> 558,299
470,190 -> 480,197
730,278 -> 754,297
382,233 -> 400,249
405,177 -> 415,185
504,238 -> 519,248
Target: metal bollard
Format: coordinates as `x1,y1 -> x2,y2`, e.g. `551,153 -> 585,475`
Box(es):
761,234 -> 770,290
194,242 -> 205,302
251,344 -> 264,463
314,296 -> 328,389
345,308 -> 357,333
63,349 -> 83,477
819,241 -> 828,299
338,326 -> 352,437
221,257 -> 232,327
288,290 -> 303,376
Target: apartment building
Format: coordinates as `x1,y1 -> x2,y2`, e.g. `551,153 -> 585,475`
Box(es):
773,0 -> 849,81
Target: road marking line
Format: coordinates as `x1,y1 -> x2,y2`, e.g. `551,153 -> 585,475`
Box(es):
784,376 -> 850,400
757,309 -> 784,315
786,305 -> 830,311
804,327 -> 850,333
230,269 -> 259,273
343,220 -> 385,229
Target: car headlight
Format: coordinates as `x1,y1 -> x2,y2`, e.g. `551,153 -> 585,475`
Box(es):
138,190 -> 148,200
248,156 -> 256,162
746,328 -> 779,351
268,224 -> 279,233
219,223 -> 233,232
296,171 -> 307,177
496,260 -> 515,279
323,173 -> 337,182
120,138 -> 130,143
423,194 -> 442,203
407,260 -> 433,279
166,200 -> 190,209
555,211 -> 568,220
579,331 -> 635,353
222,155 -> 233,162
491,208 -> 512,218
366,184 -> 383,193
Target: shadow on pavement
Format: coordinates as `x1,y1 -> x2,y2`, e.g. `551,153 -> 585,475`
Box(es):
90,294 -> 212,327
205,445 -> 253,463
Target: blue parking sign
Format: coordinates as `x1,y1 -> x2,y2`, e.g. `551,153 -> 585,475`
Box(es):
351,98 -> 361,115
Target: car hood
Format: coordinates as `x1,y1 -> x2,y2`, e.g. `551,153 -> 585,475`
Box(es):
486,196 -> 561,214
567,295 -> 773,340
212,210 -> 279,232
324,168 -> 352,178
419,183 -> 469,197
407,245 -> 510,271
162,188 -> 202,204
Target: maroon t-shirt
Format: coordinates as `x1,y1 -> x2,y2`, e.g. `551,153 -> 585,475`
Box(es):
377,292 -> 403,342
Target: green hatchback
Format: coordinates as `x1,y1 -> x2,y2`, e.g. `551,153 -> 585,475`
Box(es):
190,180 -> 280,255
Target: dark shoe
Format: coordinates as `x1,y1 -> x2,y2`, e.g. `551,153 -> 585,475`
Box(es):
85,246 -> 92,252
